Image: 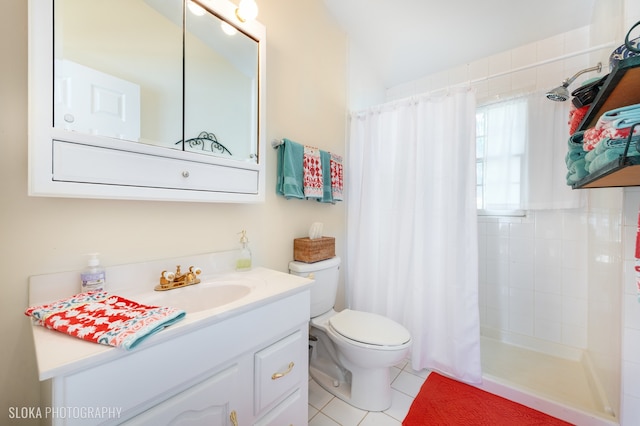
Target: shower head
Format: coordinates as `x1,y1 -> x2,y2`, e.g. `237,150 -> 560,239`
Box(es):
545,62 -> 602,102
545,84 -> 570,101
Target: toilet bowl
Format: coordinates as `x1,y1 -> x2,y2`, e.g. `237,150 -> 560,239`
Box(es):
289,257 -> 412,411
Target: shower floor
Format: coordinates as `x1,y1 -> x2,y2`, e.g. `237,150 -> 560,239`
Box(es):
480,337 -> 616,423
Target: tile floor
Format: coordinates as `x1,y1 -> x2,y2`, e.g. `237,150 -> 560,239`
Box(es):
308,359 -> 429,426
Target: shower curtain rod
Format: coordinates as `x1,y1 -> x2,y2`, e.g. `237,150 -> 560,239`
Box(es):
468,41 -> 616,84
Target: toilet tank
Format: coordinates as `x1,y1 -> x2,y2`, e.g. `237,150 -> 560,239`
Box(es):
289,256 -> 340,318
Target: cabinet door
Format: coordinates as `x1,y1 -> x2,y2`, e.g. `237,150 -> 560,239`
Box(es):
123,363 -> 241,426
254,388 -> 306,426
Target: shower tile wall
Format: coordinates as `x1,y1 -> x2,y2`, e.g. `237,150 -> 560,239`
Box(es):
386,26 -> 599,105
622,187 -> 640,423
478,209 -> 589,354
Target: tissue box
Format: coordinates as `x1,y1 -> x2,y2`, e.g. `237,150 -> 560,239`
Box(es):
293,237 -> 335,263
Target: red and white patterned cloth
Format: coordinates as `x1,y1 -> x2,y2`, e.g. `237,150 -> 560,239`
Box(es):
25,291 -> 185,350
583,124 -> 639,151
330,153 -> 343,201
303,145 -> 323,198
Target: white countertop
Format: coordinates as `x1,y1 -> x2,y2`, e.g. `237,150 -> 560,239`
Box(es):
28,251 -> 313,380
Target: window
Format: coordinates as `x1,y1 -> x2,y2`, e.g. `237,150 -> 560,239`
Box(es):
475,99 -> 527,215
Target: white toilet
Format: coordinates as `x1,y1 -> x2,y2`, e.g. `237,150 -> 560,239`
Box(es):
289,256 -> 411,411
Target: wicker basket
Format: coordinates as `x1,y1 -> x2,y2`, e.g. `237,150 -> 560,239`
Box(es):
293,237 -> 335,263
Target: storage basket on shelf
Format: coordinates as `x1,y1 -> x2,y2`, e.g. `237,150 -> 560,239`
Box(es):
293,237 -> 335,263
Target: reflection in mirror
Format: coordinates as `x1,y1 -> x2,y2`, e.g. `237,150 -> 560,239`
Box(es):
185,4 -> 259,161
54,0 -> 183,148
54,0 -> 260,162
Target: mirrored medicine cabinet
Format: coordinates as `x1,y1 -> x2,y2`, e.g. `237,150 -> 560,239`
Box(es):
28,0 -> 266,202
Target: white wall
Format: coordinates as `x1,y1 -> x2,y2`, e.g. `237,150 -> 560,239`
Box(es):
622,188 -> 640,424
0,0 -> 347,421
587,190 -> 624,416
621,0 -> 640,420
346,37 -> 386,111
621,2 -> 640,423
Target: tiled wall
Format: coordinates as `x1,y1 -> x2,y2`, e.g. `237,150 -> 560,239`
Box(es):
587,188 -> 623,417
478,210 -> 589,356
386,25 -> 612,106
622,0 -> 640,420
622,188 -> 640,423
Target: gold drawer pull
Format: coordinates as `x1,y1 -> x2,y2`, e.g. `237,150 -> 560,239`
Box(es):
272,362 -> 295,380
230,410 -> 238,426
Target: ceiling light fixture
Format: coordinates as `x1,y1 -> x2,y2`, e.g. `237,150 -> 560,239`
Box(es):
545,62 -> 603,102
235,0 -> 258,23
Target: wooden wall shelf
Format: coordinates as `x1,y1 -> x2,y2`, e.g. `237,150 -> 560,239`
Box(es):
571,55 -> 640,189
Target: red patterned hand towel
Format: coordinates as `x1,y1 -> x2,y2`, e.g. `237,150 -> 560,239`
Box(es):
303,145 -> 323,198
330,152 -> 344,201
25,291 -> 185,350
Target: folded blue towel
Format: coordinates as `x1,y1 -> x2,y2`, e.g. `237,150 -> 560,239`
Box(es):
566,132 -> 587,168
567,158 -> 589,184
317,150 -> 334,203
568,131 -> 585,148
587,149 -> 640,173
612,117 -> 640,129
601,103 -> 640,120
276,138 -> 305,199
566,148 -> 586,164
594,136 -> 640,154
585,148 -> 597,164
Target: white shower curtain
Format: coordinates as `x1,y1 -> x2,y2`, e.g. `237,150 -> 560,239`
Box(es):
347,88 -> 481,383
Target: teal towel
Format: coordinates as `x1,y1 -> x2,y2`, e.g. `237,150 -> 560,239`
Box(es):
587,150 -> 623,173
612,117 -> 640,129
594,136 -> 640,154
566,132 -> 587,167
276,138 -> 304,199
601,103 -> 640,120
566,158 -> 589,184
566,148 -> 586,164
584,135 -> 640,173
568,131 -> 585,148
318,150 -> 334,203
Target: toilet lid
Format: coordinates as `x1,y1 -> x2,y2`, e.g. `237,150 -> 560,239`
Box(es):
329,309 -> 411,346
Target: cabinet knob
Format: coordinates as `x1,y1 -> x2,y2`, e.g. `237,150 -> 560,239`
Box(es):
182,171 -> 190,178
272,361 -> 295,380
230,410 -> 238,426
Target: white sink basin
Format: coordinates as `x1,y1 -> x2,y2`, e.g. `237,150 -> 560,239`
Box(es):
140,280 -> 254,313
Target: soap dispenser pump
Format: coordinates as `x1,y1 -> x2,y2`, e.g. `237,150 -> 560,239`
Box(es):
81,253 -> 106,292
236,230 -> 252,271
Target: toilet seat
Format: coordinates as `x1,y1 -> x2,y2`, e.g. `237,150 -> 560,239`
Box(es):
328,309 -> 410,347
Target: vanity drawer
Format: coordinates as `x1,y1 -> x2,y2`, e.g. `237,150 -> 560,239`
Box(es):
52,140 -> 259,194
254,330 -> 305,414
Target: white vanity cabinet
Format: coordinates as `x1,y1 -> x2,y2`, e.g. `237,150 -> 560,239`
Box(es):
43,291 -> 310,426
122,363 -> 245,425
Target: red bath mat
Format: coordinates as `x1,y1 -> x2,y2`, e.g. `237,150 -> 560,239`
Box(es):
403,372 -> 573,425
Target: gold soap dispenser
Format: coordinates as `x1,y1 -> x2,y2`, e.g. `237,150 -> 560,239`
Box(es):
236,230 -> 252,271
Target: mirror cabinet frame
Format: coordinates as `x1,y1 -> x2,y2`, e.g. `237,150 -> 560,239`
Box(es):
28,0 -> 266,203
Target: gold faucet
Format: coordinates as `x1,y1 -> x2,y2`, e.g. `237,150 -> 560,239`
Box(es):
155,265 -> 201,291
